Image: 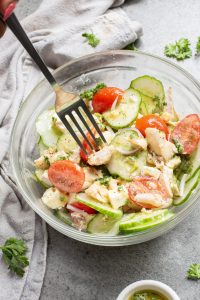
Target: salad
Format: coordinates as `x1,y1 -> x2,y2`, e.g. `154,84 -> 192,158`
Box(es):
34,75 -> 200,235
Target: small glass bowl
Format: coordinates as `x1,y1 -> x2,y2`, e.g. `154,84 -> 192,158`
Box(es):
10,50 -> 200,246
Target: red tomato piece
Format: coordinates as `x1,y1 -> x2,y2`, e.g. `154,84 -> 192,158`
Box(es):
80,128 -> 97,162
135,114 -> 169,138
92,87 -> 124,113
128,176 -> 168,209
69,202 -> 97,214
170,114 -> 200,154
48,160 -> 85,193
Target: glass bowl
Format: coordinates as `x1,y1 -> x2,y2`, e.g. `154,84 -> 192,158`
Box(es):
10,50 -> 200,246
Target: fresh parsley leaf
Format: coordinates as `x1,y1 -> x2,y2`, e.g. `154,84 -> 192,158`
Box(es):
80,83 -> 106,101
164,38 -> 192,60
172,138 -> 184,154
97,176 -> 110,187
0,238 -> 29,277
82,32 -> 100,48
196,37 -> 200,55
187,264 -> 200,280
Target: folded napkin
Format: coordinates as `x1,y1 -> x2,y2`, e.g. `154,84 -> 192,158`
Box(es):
0,1 -> 142,299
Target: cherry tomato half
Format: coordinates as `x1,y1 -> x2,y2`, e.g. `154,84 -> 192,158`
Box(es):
80,128 -> 97,162
69,202 -> 97,214
92,87 -> 124,113
135,114 -> 169,138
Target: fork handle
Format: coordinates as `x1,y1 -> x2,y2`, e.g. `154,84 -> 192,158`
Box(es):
6,13 -> 57,87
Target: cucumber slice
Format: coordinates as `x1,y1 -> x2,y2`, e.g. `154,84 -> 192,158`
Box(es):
87,213 -> 121,235
76,193 -> 123,219
54,209 -> 72,225
130,75 -> 165,100
120,211 -> 174,234
139,94 -> 157,115
107,150 -> 147,181
36,110 -> 59,147
38,137 -> 48,155
103,88 -> 141,129
173,170 -> 200,206
57,132 -> 80,153
119,209 -> 170,230
35,169 -> 51,188
186,145 -> 200,183
111,129 -> 138,154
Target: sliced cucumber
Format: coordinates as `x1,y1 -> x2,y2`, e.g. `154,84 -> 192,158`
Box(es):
186,145 -> 200,183
120,211 -> 174,234
87,213 -> 121,235
36,110 -> 59,147
111,129 -> 138,154
35,169 -> 51,188
54,209 -> 72,225
76,193 -> 123,219
38,137 -> 48,155
139,94 -> 157,115
119,209 -> 170,230
107,150 -> 147,181
103,88 -> 141,129
130,75 -> 165,100
173,170 -> 200,206
57,132 -> 80,153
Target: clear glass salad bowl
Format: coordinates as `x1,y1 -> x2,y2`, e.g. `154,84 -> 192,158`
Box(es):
10,50 -> 200,246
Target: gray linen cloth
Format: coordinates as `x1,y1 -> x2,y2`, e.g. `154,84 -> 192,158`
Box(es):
0,0 -> 142,299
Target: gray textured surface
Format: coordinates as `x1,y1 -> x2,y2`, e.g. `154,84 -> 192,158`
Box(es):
15,0 -> 200,299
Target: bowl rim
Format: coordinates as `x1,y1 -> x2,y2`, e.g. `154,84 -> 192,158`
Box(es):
10,50 -> 200,246
116,280 -> 180,300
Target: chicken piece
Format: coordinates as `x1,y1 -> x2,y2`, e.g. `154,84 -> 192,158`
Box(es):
85,181 -> 109,203
42,187 -> 68,209
41,170 -> 52,187
34,156 -> 49,170
82,167 -> 102,190
48,150 -> 68,164
159,166 -> 173,198
129,137 -> 147,151
68,149 -> 81,164
166,156 -> 181,169
141,166 -> 161,179
71,212 -> 94,231
147,151 -> 164,170
161,87 -> 179,123
103,130 -> 115,144
145,128 -> 177,162
134,193 -> 165,208
87,145 -> 114,166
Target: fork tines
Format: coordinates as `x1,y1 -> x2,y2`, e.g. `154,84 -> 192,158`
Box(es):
57,99 -> 106,156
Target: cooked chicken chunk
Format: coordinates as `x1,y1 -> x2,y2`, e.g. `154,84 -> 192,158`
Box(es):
85,181 -> 109,203
41,187 -> 68,209
71,212 -> 94,231
166,156 -> 181,169
159,166 -> 173,198
141,166 -> 161,179
82,167 -> 102,190
130,137 -> 147,151
145,128 -> 177,162
88,145 -> 114,166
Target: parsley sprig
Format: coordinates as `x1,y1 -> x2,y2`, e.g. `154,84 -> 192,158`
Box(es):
196,37 -> 200,55
0,238 -> 29,277
187,264 -> 200,280
80,83 -> 106,101
164,38 -> 192,60
82,32 -> 100,48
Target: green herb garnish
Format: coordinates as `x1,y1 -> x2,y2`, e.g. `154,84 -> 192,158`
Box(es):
172,138 -> 184,154
174,155 -> 193,179
96,137 -> 103,147
196,37 -> 200,55
118,185 -> 123,191
60,196 -> 66,202
187,264 -> 200,280
82,32 -> 100,48
97,176 -> 110,187
124,43 -> 137,51
80,83 -> 106,101
0,238 -> 29,277
164,38 -> 192,60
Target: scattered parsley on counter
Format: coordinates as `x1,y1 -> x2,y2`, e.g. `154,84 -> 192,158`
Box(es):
187,264 -> 200,280
80,83 -> 106,101
0,238 -> 29,277
195,37 -> 200,55
164,38 -> 192,60
82,32 -> 100,48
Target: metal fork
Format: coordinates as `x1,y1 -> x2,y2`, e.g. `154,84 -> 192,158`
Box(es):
4,13 -> 106,155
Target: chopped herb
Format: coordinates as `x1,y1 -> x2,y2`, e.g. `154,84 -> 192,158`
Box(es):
195,37 -> 200,55
0,238 -> 29,277
164,38 -> 192,60
96,137 -> 103,146
82,32 -> 100,48
60,196 -> 66,202
172,138 -> 184,154
152,96 -> 166,114
80,83 -> 106,101
44,156 -> 50,166
80,160 -> 88,167
111,174 -> 119,179
58,156 -> 67,161
97,176 -> 110,187
174,155 -> 193,179
124,43 -> 137,51
187,264 -> 200,280
118,185 -> 123,191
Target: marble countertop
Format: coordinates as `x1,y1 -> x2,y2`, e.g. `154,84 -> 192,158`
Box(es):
15,1 -> 200,299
